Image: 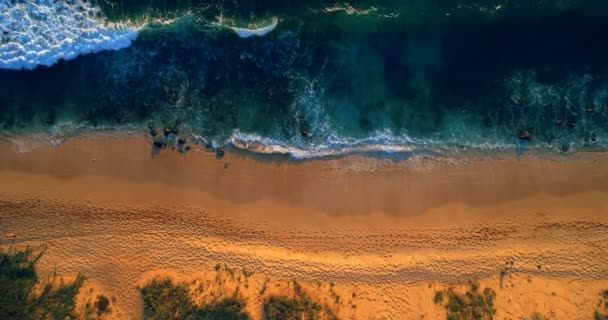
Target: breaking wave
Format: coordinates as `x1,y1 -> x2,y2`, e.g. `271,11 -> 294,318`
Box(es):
2,0 -> 608,160
0,0 -> 138,70
219,17 -> 279,38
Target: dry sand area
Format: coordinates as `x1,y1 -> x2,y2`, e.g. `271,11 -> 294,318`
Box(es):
1,136 -> 607,319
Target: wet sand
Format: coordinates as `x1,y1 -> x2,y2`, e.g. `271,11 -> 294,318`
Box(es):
0,136 -> 607,319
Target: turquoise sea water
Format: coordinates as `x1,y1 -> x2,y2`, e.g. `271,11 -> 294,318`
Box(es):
1,0 -> 608,158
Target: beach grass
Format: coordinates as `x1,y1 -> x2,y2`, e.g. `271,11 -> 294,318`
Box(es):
434,282 -> 496,320
140,277 -> 250,320
0,246 -> 85,320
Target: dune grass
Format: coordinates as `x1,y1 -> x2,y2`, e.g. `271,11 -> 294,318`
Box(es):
263,281 -> 338,320
0,246 -> 85,320
140,277 -> 251,320
434,282 -> 496,320
595,289 -> 608,320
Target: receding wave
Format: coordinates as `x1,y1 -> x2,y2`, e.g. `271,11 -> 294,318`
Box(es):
0,0 -> 138,70
1,122 -> 140,153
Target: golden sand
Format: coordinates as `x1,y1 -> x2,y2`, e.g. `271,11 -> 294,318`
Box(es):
0,136 -> 607,319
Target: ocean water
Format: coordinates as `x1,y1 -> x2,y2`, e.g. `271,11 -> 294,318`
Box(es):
1,0 -> 608,158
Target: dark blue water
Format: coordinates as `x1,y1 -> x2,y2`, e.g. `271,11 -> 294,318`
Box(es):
1,0 -> 608,157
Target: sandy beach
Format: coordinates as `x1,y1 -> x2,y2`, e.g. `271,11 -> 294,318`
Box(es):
1,136 -> 607,319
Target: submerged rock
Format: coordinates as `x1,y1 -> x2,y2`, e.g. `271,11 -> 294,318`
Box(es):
216,148 -> 225,159
519,130 -> 531,141
178,144 -> 191,153
300,129 -> 313,138
153,140 -> 164,148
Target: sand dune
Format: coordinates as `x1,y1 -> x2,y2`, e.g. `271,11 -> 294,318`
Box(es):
0,136 -> 607,319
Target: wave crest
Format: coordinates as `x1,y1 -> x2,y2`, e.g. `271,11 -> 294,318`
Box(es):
0,0 -> 138,70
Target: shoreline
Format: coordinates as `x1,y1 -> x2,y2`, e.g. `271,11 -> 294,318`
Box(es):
1,135 -> 607,319
2,134 -> 608,215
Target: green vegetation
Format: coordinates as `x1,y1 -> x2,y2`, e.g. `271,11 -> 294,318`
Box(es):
531,312 -> 546,320
595,289 -> 608,320
195,296 -> 250,320
434,290 -> 445,305
141,278 -> 193,320
140,277 -> 250,320
434,282 -> 496,320
263,281 -> 338,320
82,293 -> 112,318
0,246 -> 85,320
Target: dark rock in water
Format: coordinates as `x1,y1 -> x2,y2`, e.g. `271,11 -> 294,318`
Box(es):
216,148 -> 225,158
300,129 -> 312,138
150,129 -> 158,137
555,119 -> 564,127
560,143 -> 570,153
206,145 -> 215,152
152,135 -> 166,149
519,130 -> 531,141
178,141 -> 191,153
163,128 -> 171,136
171,127 -> 179,135
591,133 -> 598,142
153,140 -> 164,148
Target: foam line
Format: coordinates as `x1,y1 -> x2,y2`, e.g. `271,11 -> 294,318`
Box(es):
0,0 -> 138,70
227,17 -> 279,38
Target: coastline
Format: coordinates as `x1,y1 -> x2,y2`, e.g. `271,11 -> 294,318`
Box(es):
1,135 -> 607,319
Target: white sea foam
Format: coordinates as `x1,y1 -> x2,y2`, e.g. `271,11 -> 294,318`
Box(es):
221,17 -> 279,38
229,129 -> 426,159
0,0 -> 138,70
323,4 -> 377,15
226,126 -> 524,159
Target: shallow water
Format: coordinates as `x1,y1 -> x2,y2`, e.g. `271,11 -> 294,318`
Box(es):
1,0 -> 608,158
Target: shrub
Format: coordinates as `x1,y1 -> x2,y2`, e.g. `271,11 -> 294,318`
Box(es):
33,274 -> 86,320
596,289 -> 608,320
0,247 -> 39,319
0,246 -> 85,320
264,295 -> 317,320
434,291 -> 444,305
435,282 -> 496,320
263,286 -> 338,320
141,278 -> 253,320
194,296 -> 249,320
141,278 -> 194,320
